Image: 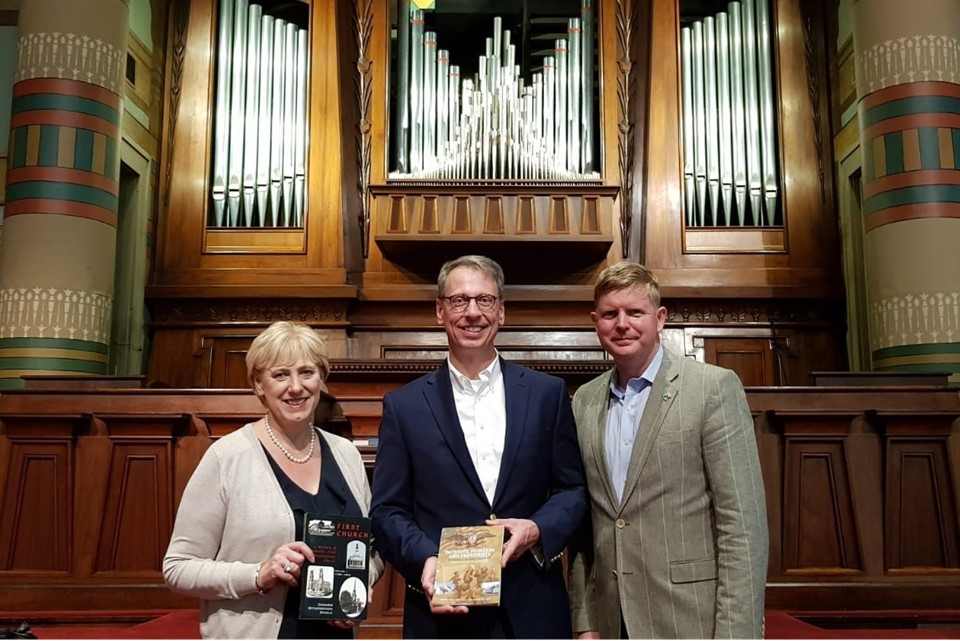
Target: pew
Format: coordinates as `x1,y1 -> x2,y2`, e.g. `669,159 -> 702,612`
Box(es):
1,368 -> 958,630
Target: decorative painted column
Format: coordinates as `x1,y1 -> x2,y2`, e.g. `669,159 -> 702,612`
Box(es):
0,0 -> 127,387
853,0 -> 960,382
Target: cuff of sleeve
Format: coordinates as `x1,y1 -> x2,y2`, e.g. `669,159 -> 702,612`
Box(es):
253,562 -> 268,595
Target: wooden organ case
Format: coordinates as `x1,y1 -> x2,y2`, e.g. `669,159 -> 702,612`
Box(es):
148,0 -> 845,390
0,0 -> 876,625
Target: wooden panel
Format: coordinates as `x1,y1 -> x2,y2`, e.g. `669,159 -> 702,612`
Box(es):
95,426 -> 174,574
153,0 -> 349,287
644,0 -> 842,296
205,335 -> 259,389
0,417 -> 75,575
782,439 -> 861,572
0,444 -> 71,572
2,382 -> 960,615
704,337 -> 777,386
364,562 -> 405,626
885,440 -> 960,571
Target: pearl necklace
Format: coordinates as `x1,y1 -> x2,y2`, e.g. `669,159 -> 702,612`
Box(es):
263,414 -> 316,464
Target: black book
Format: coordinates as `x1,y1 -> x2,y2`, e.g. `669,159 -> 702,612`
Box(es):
299,514 -> 372,621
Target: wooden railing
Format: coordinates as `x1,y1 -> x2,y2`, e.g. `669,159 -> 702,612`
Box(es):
1,375 -> 959,622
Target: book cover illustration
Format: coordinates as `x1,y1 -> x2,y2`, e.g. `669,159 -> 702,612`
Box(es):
431,525 -> 504,607
299,514 -> 371,621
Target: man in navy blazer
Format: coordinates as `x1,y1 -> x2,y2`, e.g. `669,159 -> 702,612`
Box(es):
371,255 -> 588,639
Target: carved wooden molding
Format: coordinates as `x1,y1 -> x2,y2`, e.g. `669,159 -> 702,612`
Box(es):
369,184 -> 617,270
149,299 -> 350,326
355,0 -> 374,258
162,0 -> 191,215
801,4 -> 827,206
616,0 -> 636,258
665,298 -> 844,326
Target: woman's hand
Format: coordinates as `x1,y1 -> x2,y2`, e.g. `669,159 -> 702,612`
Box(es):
256,541 -> 315,591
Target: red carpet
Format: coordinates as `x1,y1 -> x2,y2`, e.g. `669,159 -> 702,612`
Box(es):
4,609 -> 958,639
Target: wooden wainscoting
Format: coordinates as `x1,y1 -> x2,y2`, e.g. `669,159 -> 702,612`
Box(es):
1,378 -> 959,623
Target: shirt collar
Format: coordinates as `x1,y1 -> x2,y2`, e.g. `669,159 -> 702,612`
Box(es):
448,351 -> 501,393
609,344 -> 664,400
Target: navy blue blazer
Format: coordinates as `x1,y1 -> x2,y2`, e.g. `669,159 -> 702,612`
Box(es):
371,359 -> 587,639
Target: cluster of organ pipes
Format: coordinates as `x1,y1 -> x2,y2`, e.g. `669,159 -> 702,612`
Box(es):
210,0 -> 308,228
391,3 -> 599,181
681,0 -> 781,227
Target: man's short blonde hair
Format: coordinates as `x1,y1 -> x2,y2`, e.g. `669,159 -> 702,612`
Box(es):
593,261 -> 662,307
245,321 -> 330,390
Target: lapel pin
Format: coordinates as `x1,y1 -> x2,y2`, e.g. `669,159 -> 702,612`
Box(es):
662,392 -> 672,401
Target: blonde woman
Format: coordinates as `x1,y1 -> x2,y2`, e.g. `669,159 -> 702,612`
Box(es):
164,321 -> 382,639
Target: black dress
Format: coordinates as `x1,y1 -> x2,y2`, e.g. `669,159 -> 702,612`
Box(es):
263,433 -> 363,640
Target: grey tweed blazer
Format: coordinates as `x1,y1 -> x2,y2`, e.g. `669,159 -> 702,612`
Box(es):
569,347 -> 768,639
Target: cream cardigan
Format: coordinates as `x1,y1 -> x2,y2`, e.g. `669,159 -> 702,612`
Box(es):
163,424 -> 383,639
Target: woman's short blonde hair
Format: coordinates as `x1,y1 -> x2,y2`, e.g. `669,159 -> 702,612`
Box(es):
245,321 -> 330,390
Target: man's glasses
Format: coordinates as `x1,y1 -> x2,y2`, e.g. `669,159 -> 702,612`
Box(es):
440,294 -> 499,312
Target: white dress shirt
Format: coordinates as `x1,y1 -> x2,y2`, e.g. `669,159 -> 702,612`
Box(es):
448,356 -> 507,505
605,345 -> 664,504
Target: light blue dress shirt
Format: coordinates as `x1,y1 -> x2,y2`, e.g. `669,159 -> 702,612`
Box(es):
605,345 -> 664,504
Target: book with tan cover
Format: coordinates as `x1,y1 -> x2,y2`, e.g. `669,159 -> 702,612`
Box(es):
431,525 -> 505,607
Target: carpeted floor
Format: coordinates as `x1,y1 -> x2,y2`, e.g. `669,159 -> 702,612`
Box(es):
4,609 -> 959,639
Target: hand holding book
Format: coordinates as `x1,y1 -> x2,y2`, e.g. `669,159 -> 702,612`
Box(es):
431,525 -> 505,608
486,517 -> 541,566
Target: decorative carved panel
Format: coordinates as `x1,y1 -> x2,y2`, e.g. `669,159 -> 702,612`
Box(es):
370,185 -> 617,275
883,414 -> 960,572
0,439 -> 72,573
782,439 -> 862,573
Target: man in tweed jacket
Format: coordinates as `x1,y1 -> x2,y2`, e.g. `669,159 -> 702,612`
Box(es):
568,262 -> 768,639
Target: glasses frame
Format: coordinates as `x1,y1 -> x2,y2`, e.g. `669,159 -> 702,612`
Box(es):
439,294 -> 500,312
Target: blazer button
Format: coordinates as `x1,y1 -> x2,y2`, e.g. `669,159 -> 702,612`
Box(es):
616,518 -> 626,529
489,513 -> 497,520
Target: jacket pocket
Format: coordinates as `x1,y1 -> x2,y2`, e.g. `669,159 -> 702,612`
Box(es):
669,558 -> 717,584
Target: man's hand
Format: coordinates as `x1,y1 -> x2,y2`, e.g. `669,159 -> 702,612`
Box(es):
421,555 -> 469,615
577,632 -> 601,639
487,518 -> 541,566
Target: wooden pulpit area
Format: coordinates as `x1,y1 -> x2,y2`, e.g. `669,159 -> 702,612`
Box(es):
1,370 -> 959,631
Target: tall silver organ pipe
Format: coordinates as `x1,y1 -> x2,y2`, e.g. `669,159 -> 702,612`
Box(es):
680,0 -> 780,227
393,0 -> 411,173
581,0 -> 595,173
390,6 -> 599,181
210,0 -> 309,228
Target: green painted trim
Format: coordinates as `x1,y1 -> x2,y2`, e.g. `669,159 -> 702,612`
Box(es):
874,362 -> 960,374
918,127 -> 940,170
105,137 -> 118,181
954,129 -> 960,170
862,95 -> 960,128
864,183 -> 960,215
0,357 -> 106,374
6,180 -> 118,210
12,126 -> 27,168
11,93 -> 121,125
884,131 -> 904,174
0,378 -> 27,390
38,124 -> 59,166
75,129 -> 94,171
874,342 -> 960,359
0,337 -> 109,353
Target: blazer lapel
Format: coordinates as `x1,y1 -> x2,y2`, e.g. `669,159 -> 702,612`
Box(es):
423,364 -> 488,505
589,369 -> 620,511
618,348 -> 680,509
491,360 -> 527,507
